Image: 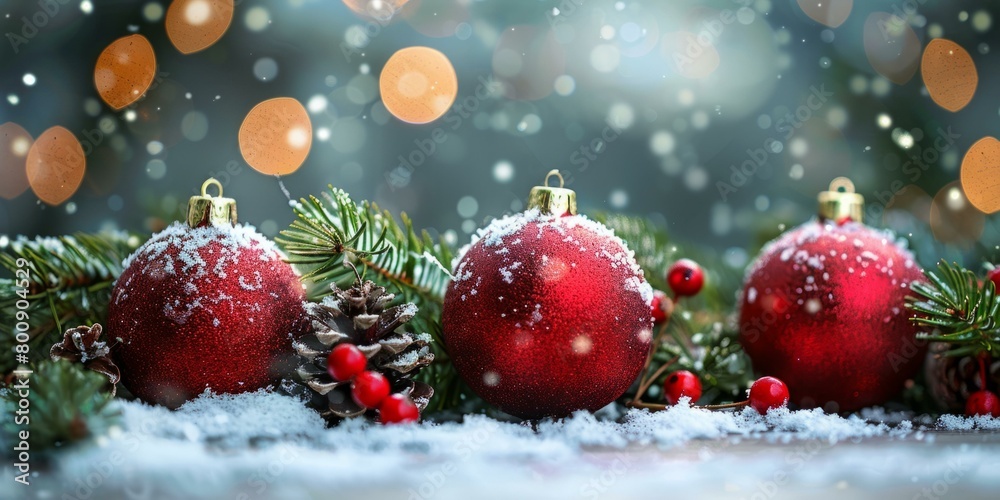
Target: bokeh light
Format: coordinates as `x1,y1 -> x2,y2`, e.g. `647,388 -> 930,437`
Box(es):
165,0 -> 234,54
796,0 -> 852,28
929,181 -> 984,246
239,97 -> 313,175
379,46 -> 457,124
662,31 -> 720,79
921,38 -> 978,112
402,0 -> 469,38
492,26 -> 565,101
94,34 -> 157,110
26,126 -> 86,206
0,123 -> 33,200
863,12 -> 920,85
960,136 -> 1000,214
343,0 -> 409,20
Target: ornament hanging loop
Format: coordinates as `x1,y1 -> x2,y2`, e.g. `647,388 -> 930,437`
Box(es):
527,169 -> 577,216
818,176 -> 864,223
187,177 -> 238,228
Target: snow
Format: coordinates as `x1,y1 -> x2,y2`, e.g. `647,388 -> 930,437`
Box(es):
28,391 -> 1000,499
457,210 -> 654,306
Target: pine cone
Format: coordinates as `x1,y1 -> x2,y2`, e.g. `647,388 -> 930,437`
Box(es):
283,278 -> 435,421
50,324 -> 120,396
925,342 -> 1000,412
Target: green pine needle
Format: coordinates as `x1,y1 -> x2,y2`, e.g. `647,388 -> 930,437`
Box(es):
0,232 -> 143,374
2,361 -> 118,456
906,260 -> 1000,357
277,186 -> 472,412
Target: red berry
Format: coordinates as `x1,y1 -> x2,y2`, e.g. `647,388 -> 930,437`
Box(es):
379,394 -> 420,424
663,370 -> 702,405
988,268 -> 1000,291
749,376 -> 789,414
327,344 -> 367,382
351,371 -> 391,408
965,390 -> 1000,417
650,290 -> 671,324
667,259 -> 704,297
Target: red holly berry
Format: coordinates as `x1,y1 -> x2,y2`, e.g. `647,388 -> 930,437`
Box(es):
965,390 -> 1000,417
650,290 -> 670,325
351,371 -> 390,409
749,376 -> 789,414
663,370 -> 702,405
379,394 -> 420,424
327,344 -> 367,382
667,259 -> 704,298
988,267 -> 1000,291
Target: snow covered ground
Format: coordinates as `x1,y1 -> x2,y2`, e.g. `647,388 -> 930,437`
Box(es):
7,390 -> 1000,499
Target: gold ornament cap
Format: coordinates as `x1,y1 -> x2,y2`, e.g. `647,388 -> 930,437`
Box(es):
187,178 -> 237,228
526,170 -> 577,216
818,177 -> 864,223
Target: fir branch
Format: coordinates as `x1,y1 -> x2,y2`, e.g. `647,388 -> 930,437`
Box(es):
2,361 -> 118,456
588,213 -> 753,402
277,186 -> 453,303
277,186 -> 469,412
0,233 -> 142,374
906,260 -> 1000,357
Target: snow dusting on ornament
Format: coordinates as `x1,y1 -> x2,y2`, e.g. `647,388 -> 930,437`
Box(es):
739,218 -> 924,412
444,208 -> 653,419
109,221 -> 306,408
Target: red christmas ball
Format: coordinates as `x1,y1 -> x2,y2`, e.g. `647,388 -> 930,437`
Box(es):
108,222 -> 305,408
650,289 -> 670,325
443,210 -> 654,419
738,219 -> 924,412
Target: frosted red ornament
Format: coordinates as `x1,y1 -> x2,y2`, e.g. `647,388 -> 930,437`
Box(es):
443,171 -> 653,419
108,179 -> 305,408
739,178 -> 924,413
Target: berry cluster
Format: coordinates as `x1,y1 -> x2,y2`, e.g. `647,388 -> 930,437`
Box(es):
327,344 -> 420,424
661,371 -> 790,415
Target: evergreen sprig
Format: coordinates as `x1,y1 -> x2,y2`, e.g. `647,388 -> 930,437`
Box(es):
2,361 -> 118,455
0,233 -> 142,374
277,186 -> 472,412
277,186 -> 453,302
589,213 -> 754,402
906,260 -> 1000,358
